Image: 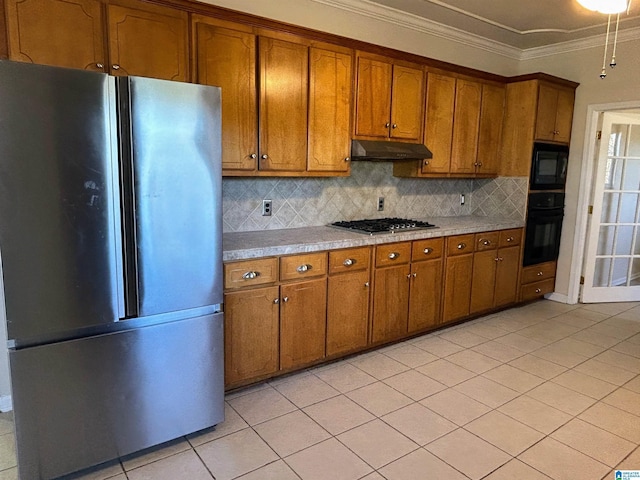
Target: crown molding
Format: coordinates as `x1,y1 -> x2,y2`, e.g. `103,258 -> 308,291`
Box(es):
309,0 -> 640,62
309,0 -> 522,60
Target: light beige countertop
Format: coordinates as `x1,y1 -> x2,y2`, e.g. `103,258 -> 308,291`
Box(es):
223,216 -> 525,261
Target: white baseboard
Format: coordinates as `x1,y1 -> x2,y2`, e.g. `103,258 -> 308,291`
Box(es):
0,395 -> 12,412
545,292 -> 572,304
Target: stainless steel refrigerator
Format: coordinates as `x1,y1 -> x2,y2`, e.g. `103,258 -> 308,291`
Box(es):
0,60 -> 224,479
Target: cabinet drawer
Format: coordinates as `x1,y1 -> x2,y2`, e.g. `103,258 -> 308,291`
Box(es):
224,258 -> 278,289
521,261 -> 557,284
412,238 -> 443,261
446,234 -> 475,257
520,278 -> 555,302
280,252 -> 327,281
329,247 -> 371,275
375,242 -> 411,267
475,232 -> 500,251
499,228 -> 522,248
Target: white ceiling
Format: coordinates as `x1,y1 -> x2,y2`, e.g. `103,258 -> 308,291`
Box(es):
333,0 -> 640,51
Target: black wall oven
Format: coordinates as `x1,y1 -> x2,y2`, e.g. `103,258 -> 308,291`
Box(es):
530,143 -> 569,190
523,192 -> 565,266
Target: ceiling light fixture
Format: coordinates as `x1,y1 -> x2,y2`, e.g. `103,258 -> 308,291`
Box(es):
576,0 -> 633,78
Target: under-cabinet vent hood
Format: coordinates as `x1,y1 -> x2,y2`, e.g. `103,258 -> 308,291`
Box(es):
350,139 -> 433,161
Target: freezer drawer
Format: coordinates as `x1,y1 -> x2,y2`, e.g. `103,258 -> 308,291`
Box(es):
10,313 -> 224,480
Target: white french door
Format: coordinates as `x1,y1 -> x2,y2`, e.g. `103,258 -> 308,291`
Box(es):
583,111 -> 640,302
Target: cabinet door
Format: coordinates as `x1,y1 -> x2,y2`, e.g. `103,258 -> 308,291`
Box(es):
476,84 -> 505,176
259,37 -> 308,172
390,65 -> 424,141
495,246 -> 520,307
554,87 -> 574,144
224,287 -> 279,386
535,82 -> 558,141
327,270 -> 370,356
442,254 -> 473,323
194,21 -> 258,172
5,0 -> 106,71
354,57 -> 392,138
372,265 -> 410,343
308,46 -> 353,172
280,278 -> 327,370
470,249 -> 497,314
408,260 -> 442,333
450,79 -> 481,174
423,73 -> 455,174
107,1 -> 189,81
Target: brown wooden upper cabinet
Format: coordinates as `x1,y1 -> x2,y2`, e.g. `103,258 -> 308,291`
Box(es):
395,72 -> 504,178
5,0 -> 189,81
535,81 -> 575,144
354,52 -> 424,142
193,16 -> 352,176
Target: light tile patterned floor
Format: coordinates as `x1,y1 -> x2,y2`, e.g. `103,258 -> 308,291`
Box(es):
2,299 -> 640,479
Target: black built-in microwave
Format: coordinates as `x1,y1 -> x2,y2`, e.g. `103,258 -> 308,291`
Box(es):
530,143 -> 569,190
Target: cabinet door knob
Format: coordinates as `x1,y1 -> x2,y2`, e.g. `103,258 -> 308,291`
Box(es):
457,243 -> 466,250
388,252 -> 400,260
482,239 -> 491,246
296,264 -> 311,273
273,298 -> 279,304
495,257 -> 499,262
478,162 -> 483,167
392,123 -> 397,129
406,274 -> 412,279
261,154 -> 268,159
112,64 -> 120,70
96,63 -> 104,69
537,271 -> 543,276
423,248 -> 432,254
474,162 -> 479,167
423,160 -> 429,166
250,153 -> 257,159
283,296 -> 289,303
343,258 -> 354,267
507,236 -> 514,242
364,282 -> 370,287
345,157 -> 351,162
242,271 -> 259,280
535,288 -> 542,294
413,273 -> 417,278
499,257 -> 504,261
385,122 -> 390,128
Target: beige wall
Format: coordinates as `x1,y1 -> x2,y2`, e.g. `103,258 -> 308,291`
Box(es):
519,39 -> 640,299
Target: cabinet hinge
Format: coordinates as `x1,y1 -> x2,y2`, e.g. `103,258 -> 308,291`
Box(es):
596,130 -> 602,140
588,205 -> 593,214
580,276 -> 585,285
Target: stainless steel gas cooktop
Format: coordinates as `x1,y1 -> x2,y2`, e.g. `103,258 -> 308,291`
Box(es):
330,217 -> 437,235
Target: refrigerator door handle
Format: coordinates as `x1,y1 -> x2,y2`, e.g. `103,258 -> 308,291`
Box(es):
116,78 -> 140,319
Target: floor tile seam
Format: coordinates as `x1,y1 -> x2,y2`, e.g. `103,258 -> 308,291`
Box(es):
611,343 -> 640,359
548,427 -> 635,469
600,387 -> 640,418
577,404 -> 640,442
379,372 -> 447,402
478,369 -> 545,396
592,351 -> 640,374
416,362 -> 482,387
345,357 -> 409,382
470,345 -> 531,364
224,383 -> 272,401
344,389 -> 415,418
458,422 -> 534,458
378,351 -> 439,369
120,445 -> 208,476
377,444 -> 474,480
550,416 -> 640,454
273,380 -> 343,409
497,395 -> 575,436
307,370 -> 372,395
548,374 -> 619,400
330,419 -> 422,471
450,380 -> 520,410
525,387 -> 597,417
614,444 -> 640,469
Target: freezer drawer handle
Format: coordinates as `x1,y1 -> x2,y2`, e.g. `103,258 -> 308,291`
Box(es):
242,271 -> 260,280
297,264 -> 311,273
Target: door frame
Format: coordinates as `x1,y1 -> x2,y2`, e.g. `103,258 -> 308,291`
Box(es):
567,100 -> 640,304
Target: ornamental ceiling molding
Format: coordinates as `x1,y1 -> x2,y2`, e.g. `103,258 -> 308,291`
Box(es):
310,0 -> 640,60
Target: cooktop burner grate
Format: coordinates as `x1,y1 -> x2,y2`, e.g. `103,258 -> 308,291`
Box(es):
330,217 -> 437,235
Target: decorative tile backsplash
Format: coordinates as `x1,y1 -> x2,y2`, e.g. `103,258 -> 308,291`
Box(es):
222,162 -> 527,232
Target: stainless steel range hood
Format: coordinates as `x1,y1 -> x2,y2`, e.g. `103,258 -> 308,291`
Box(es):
350,139 -> 432,161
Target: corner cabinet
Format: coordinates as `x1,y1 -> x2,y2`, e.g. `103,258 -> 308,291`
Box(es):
354,52 -> 424,142
193,16 -> 352,177
535,82 -> 575,144
5,0 -> 189,80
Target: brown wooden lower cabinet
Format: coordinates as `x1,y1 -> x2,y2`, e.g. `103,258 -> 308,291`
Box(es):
470,248 -> 499,314
408,256 -> 442,333
224,286 -> 280,386
280,278 -> 327,370
442,234 -> 474,323
494,245 -> 520,307
327,269 -> 370,356
372,264 -> 410,343
520,261 -> 556,301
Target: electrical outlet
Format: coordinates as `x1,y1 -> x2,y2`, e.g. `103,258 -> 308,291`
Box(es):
377,197 -> 385,211
460,193 -> 465,205
262,199 -> 272,216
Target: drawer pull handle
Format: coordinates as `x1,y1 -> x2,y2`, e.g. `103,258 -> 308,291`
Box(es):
507,236 -> 514,242
273,298 -> 279,304
388,252 -> 400,260
242,271 -> 259,280
343,258 -> 355,267
537,271 -> 544,276
457,243 -> 466,250
482,239 -> 491,246
297,264 -> 311,273
423,248 -> 432,254
535,288 -> 542,294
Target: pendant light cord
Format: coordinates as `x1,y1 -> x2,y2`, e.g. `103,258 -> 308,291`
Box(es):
601,14 -> 612,78
611,13 -> 620,67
